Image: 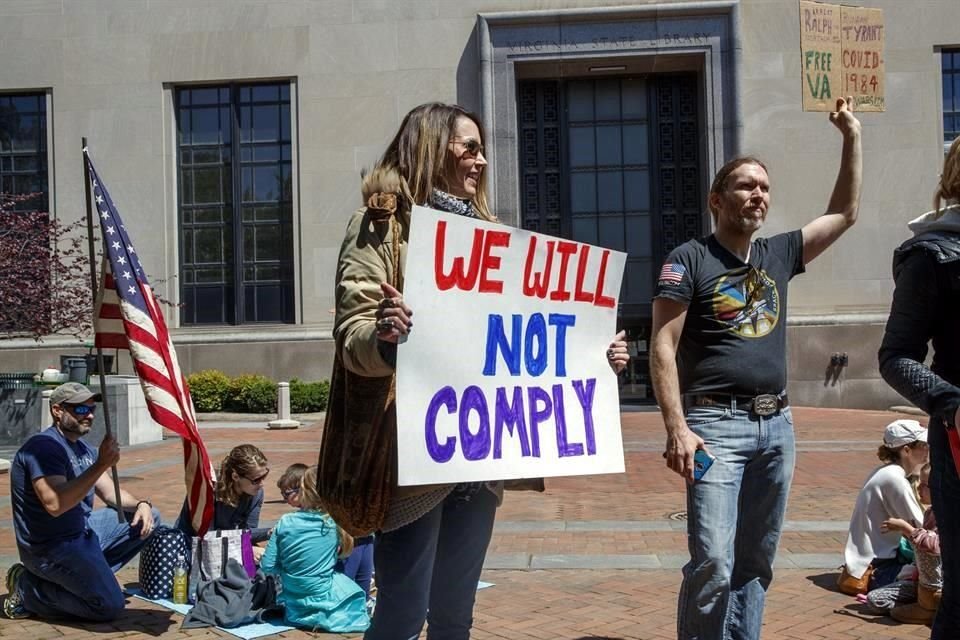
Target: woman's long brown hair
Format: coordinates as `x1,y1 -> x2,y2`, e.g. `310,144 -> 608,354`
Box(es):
376,102 -> 494,221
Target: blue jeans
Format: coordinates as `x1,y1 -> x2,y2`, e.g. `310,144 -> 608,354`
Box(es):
17,506 -> 162,621
337,535 -> 375,597
677,404 -> 795,640
364,485 -> 497,640
929,417 -> 959,639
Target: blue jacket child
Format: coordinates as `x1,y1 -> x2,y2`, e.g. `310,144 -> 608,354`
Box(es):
260,466 -> 369,632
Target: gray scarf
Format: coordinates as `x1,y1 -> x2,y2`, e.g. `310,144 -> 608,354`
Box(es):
429,189 -> 476,218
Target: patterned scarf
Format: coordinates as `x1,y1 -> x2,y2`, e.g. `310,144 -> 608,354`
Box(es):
429,189 -> 477,218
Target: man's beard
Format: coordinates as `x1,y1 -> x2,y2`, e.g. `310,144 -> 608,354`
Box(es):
58,414 -> 91,436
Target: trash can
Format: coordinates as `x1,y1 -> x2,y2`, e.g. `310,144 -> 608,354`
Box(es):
60,357 -> 88,384
86,354 -> 115,376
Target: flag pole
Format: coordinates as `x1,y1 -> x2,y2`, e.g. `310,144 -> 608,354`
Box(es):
82,138 -> 124,524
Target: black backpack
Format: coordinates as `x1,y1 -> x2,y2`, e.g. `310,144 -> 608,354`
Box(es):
138,526 -> 188,599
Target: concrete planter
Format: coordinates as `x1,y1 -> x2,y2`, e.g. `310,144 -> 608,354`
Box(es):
88,376 -> 164,447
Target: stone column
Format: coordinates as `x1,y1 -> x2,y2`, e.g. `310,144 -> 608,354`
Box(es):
267,382 -> 300,429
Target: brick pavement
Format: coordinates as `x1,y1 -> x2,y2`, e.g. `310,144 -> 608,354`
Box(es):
0,407 -> 938,639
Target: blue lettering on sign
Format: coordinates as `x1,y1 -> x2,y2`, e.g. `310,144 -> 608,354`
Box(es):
482,313 -> 576,377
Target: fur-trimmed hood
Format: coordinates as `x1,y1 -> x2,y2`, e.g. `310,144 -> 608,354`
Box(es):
360,166 -> 410,225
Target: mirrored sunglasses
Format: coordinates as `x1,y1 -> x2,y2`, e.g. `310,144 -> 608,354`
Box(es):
65,403 -> 96,417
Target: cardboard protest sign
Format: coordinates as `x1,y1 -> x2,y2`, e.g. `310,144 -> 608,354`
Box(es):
396,206 -> 627,486
799,1 -> 885,112
840,5 -> 885,111
799,0 -> 842,111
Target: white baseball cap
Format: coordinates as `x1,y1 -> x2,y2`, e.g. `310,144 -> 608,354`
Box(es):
883,419 -> 928,448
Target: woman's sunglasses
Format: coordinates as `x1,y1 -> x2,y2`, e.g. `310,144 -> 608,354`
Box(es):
280,488 -> 300,499
245,469 -> 270,485
64,403 -> 96,417
450,137 -> 485,159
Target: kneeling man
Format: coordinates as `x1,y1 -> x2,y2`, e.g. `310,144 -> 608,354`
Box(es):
5,382 -> 160,620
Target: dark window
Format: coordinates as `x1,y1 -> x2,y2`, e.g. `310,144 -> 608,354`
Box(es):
518,74 -> 702,402
176,83 -> 294,325
0,93 -> 48,211
944,49 -> 960,149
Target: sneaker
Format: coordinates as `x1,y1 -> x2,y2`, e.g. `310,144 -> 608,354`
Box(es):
5,563 -> 23,593
3,564 -> 29,619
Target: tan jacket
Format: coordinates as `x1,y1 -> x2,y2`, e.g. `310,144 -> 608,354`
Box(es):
332,169 -> 450,502
333,169 -> 410,378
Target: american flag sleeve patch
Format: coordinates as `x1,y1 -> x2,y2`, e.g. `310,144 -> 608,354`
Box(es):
658,262 -> 686,285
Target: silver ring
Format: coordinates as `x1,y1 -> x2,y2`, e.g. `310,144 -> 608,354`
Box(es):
377,317 -> 394,332
606,349 -> 615,359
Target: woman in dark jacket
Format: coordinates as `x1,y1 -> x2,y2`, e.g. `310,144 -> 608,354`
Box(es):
878,135 -> 960,637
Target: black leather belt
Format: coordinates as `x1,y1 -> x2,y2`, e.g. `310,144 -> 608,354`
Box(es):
685,392 -> 789,417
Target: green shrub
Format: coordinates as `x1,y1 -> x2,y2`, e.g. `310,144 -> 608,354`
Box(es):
228,374 -> 277,413
289,379 -> 330,413
187,370 -> 232,412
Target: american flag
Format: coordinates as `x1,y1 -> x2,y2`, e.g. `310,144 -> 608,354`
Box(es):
87,152 -> 215,536
658,262 -> 686,285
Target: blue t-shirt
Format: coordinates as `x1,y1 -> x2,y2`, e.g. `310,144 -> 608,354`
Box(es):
10,426 -> 98,550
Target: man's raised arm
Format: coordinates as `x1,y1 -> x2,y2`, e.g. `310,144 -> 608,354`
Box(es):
801,96 -> 863,265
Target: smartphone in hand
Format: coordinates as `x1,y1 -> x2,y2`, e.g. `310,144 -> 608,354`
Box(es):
693,449 -> 716,481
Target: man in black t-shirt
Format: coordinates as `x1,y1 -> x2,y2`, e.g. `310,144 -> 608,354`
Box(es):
650,97 -> 862,640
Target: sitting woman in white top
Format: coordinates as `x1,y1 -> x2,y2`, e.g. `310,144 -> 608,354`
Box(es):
840,419 -> 929,594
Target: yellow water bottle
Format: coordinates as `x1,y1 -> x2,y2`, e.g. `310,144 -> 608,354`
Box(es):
172,554 -> 188,604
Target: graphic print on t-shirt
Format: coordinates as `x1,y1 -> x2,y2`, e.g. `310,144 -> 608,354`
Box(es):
712,265 -> 780,338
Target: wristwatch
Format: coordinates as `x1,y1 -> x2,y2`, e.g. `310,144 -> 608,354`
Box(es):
136,499 -> 152,509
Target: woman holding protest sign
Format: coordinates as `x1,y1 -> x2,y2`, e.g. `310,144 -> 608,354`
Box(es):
323,102 -> 629,640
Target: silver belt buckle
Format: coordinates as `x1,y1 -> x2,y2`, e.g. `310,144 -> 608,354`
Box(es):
752,394 -> 779,416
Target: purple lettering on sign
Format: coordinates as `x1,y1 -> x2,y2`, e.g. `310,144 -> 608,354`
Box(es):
572,378 -> 597,455
494,386 -> 531,459
552,383 -> 584,457
459,385 -> 491,461
425,386 -> 457,462
526,386 -> 551,458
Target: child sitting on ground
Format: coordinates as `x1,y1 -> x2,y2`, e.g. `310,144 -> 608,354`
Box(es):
862,464 -> 942,624
261,465 -> 369,632
276,463 -> 307,509
276,462 -> 375,603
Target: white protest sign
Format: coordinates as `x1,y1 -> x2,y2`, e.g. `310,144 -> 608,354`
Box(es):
396,206 -> 627,486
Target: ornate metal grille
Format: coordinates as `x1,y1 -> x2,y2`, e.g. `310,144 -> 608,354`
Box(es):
654,75 -> 702,257
518,81 -> 562,237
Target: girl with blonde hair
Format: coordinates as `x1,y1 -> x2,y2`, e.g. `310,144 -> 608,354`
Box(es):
878,135 -> 960,638
260,466 -> 368,632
